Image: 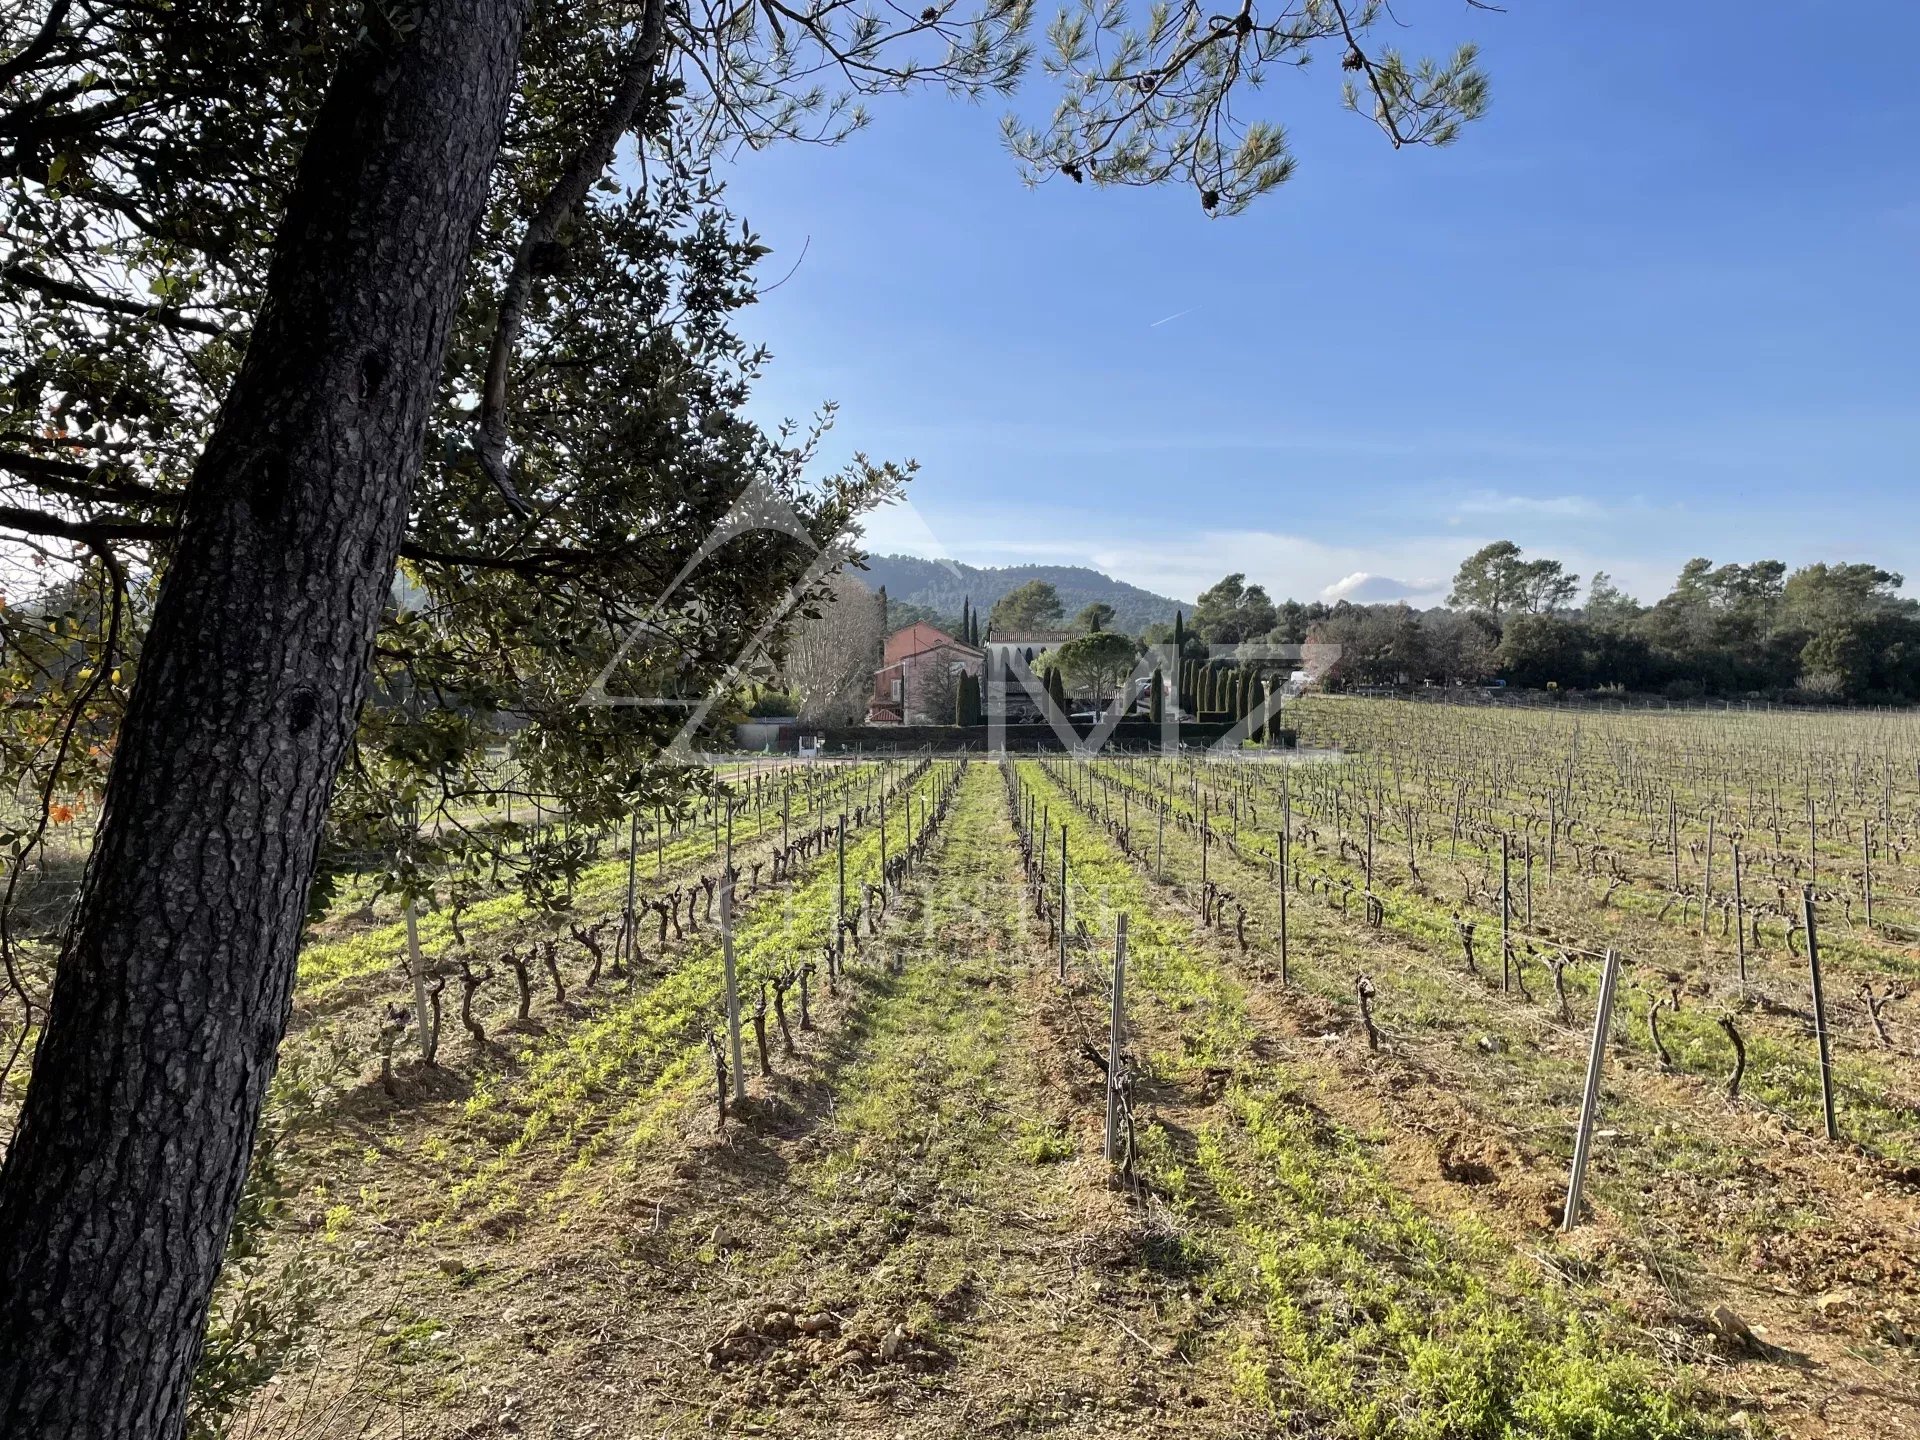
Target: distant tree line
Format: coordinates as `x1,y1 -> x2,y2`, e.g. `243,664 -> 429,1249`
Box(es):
1146,546 -> 1920,704
862,543 -> 1920,705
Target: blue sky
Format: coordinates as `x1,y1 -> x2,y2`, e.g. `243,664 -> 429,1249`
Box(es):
719,1 -> 1920,607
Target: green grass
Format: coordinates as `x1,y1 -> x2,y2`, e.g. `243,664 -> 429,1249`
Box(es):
1014,759 -> 1723,1440
296,762 -> 881,999
1095,755 -> 1920,1162
433,761 -> 961,1225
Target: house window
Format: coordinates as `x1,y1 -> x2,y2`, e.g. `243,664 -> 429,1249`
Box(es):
891,678 -> 902,701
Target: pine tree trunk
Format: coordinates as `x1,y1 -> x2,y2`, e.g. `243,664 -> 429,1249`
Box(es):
0,1 -> 528,1433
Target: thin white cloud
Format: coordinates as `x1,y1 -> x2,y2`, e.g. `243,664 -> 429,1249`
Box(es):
855,494 -> 1743,609
1322,572 -> 1441,604
1077,529 -> 1466,610
1453,489 -> 1606,519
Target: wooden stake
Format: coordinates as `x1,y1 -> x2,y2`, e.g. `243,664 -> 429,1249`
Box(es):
1059,825 -> 1069,981
1500,833 -> 1511,994
1277,827 -> 1290,987
622,809 -> 640,971
1803,885 -> 1837,1141
721,877 -> 746,1103
1732,840 -> 1746,987
1562,947 -> 1622,1232
1863,818 -> 1874,931
1702,812 -> 1715,935
1105,913 -> 1128,1164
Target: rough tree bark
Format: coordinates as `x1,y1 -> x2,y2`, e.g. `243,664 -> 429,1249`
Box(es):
0,0 -> 529,1433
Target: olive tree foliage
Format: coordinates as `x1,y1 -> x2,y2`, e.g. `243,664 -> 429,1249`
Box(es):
0,0 -> 1492,1030
778,570 -> 885,723
0,0 -> 904,1051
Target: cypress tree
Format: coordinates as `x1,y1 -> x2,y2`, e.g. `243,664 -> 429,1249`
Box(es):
957,671 -> 982,726
960,597 -> 969,644
1150,667 -> 1164,724
1172,613 -> 1185,701
1046,664 -> 1067,714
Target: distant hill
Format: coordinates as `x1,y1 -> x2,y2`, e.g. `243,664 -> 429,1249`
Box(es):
856,554 -> 1192,636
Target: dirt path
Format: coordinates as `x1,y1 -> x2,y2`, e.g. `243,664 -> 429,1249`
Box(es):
233,765 -> 1251,1439
598,761 -> 1248,1437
